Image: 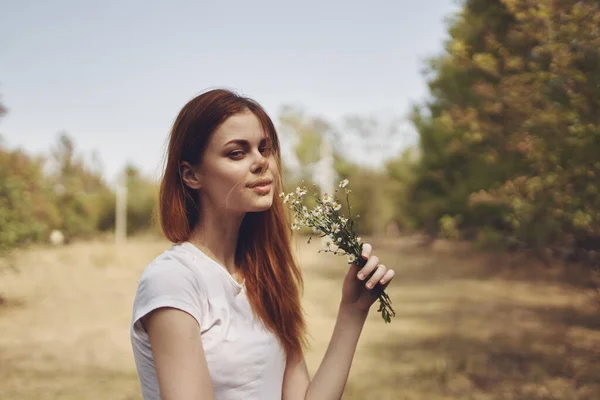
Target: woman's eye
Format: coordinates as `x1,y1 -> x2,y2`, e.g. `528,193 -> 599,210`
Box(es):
228,147 -> 271,159
229,151 -> 244,159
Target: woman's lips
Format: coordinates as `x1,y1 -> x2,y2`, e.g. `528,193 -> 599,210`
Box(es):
251,183 -> 272,194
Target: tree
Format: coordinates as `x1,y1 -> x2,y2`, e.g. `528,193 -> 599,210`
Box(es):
278,105 -> 327,183
47,133 -> 113,240
0,100 -> 60,256
96,163 -> 159,235
277,106 -> 405,235
410,0 -> 600,260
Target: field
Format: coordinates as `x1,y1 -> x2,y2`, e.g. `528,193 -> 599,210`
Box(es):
0,235 -> 599,399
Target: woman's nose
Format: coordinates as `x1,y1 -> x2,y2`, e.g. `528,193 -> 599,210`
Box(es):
250,153 -> 269,174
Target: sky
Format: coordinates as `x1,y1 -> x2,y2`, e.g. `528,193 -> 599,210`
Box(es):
0,0 -> 459,183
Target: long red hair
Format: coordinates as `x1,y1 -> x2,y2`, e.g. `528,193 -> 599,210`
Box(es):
159,88 -> 306,358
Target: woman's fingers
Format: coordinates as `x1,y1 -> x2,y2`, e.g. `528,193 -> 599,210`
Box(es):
378,269 -> 395,286
361,243 -> 372,259
365,264 -> 387,289
356,244 -> 395,290
357,255 -> 379,280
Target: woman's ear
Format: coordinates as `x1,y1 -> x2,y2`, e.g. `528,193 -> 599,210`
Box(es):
180,161 -> 203,189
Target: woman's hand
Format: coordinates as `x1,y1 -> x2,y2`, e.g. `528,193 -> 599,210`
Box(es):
340,243 -> 395,314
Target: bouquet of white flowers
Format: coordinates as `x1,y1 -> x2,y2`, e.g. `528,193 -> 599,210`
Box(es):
281,179 -> 396,323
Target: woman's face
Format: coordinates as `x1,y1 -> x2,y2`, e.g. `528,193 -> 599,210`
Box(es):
187,110 -> 278,215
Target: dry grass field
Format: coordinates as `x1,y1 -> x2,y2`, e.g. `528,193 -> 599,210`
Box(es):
0,235 -> 599,399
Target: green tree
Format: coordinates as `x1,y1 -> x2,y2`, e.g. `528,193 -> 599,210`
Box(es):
0,100 -> 60,255
278,106 -> 406,235
410,0 -> 600,259
47,133 -> 113,240
385,148 -> 419,231
278,105 -> 326,184
97,164 -> 159,235
0,148 -> 60,255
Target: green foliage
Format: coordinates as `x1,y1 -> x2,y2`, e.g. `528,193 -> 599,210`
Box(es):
0,148 -> 59,255
278,105 -> 328,183
97,164 -> 159,235
409,0 -> 600,259
0,99 -> 57,255
0,112 -> 161,254
278,105 -> 415,236
385,148 -> 418,231
47,134 -> 113,240
439,214 -> 462,240
473,226 -> 506,250
125,166 -> 159,234
336,167 -> 397,236
278,107 -> 404,236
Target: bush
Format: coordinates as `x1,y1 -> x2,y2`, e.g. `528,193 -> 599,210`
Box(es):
407,0 -> 600,262
0,148 -> 60,254
97,164 -> 159,235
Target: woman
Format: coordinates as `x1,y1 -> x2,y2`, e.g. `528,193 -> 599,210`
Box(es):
130,88 -> 395,400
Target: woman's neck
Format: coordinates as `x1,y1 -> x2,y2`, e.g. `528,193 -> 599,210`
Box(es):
188,211 -> 244,276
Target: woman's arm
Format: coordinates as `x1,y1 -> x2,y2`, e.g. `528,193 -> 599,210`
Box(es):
142,307 -> 215,400
306,305 -> 368,399
282,306 -> 366,400
282,243 -> 395,400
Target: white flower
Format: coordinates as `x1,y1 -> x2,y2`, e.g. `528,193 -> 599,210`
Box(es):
332,202 -> 342,211
283,194 -> 293,204
322,237 -> 333,250
340,217 -> 348,225
339,179 -> 349,188
312,226 -> 322,234
322,193 -> 333,204
347,254 -> 356,263
336,237 -> 342,243
291,224 -> 301,231
331,223 -> 340,234
279,192 -> 285,198
356,236 -> 362,243
312,207 -> 323,217
302,206 -> 308,213
296,187 -> 307,197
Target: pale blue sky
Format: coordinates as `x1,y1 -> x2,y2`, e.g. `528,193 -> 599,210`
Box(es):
0,0 -> 459,182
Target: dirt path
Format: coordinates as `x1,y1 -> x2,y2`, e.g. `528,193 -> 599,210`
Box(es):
0,236 -> 598,399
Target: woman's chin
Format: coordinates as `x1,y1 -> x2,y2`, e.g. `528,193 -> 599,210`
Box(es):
247,197 -> 273,213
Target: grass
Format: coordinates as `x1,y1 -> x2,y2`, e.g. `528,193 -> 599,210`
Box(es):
0,235 -> 599,399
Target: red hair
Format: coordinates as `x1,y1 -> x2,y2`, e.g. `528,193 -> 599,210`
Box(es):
159,88 -> 306,358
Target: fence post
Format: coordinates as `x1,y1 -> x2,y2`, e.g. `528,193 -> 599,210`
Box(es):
318,136 -> 335,198
115,171 -> 128,245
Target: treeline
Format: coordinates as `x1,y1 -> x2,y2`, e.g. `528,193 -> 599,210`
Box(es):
281,0 -> 600,266
404,0 -> 600,263
0,101 -> 406,255
2,0 -> 599,265
0,127 -> 158,255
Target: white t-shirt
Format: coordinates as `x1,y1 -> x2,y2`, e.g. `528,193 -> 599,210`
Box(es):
130,241 -> 287,400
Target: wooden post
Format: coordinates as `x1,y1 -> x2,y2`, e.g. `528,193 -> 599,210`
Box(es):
115,170 -> 128,245
318,136 -> 335,198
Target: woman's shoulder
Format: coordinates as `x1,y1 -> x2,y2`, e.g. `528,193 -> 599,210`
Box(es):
131,243 -> 212,339
137,242 -> 213,290
137,241 -> 241,300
